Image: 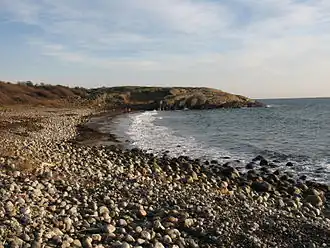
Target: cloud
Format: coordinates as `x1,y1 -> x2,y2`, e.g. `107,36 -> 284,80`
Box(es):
0,0 -> 330,97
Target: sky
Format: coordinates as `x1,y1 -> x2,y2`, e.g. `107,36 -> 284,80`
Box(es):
0,0 -> 329,98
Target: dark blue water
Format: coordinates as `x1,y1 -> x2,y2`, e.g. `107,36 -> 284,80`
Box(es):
114,98 -> 330,183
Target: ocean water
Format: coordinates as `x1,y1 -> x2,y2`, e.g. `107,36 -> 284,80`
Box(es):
113,98 -> 330,184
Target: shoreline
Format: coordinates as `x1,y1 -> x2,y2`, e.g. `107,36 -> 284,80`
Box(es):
0,107 -> 329,247
72,110 -> 124,148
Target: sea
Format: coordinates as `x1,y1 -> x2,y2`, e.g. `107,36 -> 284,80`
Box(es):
112,98 -> 330,184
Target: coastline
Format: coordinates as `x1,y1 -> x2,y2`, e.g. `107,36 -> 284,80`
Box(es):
0,107 -> 329,247
72,110 -> 124,148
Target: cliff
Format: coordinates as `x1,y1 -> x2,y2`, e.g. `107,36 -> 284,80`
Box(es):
0,81 -> 264,110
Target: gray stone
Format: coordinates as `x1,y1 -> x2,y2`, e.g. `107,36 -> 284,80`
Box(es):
141,230 -> 151,240
104,224 -> 116,234
154,242 -> 165,248
305,195 -> 323,207
184,218 -> 194,228
118,219 -> 127,226
120,242 -> 130,248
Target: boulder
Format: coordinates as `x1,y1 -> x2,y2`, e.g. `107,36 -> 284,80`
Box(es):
252,155 -> 265,162
305,195 -> 323,207
251,181 -> 272,193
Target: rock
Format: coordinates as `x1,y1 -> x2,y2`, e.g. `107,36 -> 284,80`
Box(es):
246,162 -> 256,169
118,219 -> 127,226
163,235 -> 173,244
186,238 -> 199,248
135,226 -> 143,233
286,162 -> 294,167
221,166 -> 239,179
121,242 -> 131,248
69,206 -> 78,216
72,240 -> 82,247
92,234 -> 102,241
64,217 -> 73,231
138,209 -> 147,218
192,171 -> 198,181
137,239 -> 145,245
140,230 -> 151,240
62,241 -> 71,248
104,224 -> 116,234
5,201 -> 14,213
167,216 -> 178,223
305,195 -> 323,207
251,181 -> 272,192
83,237 -> 92,248
184,218 -> 194,228
260,159 -> 268,166
125,235 -> 135,242
278,199 -> 286,208
154,220 -> 165,230
154,242 -> 165,248
252,155 -> 265,162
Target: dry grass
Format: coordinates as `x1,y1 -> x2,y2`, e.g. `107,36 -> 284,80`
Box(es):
0,81 -> 87,106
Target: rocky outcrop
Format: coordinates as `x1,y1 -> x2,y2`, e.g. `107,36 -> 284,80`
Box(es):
88,86 -> 265,110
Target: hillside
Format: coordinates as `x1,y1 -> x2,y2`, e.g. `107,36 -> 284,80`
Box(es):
0,81 -> 264,110
0,81 -> 87,107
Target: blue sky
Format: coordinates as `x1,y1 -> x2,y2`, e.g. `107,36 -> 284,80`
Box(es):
0,0 -> 330,98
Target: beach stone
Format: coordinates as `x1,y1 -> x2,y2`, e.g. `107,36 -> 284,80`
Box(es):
64,217 -> 73,231
163,235 -> 173,244
192,171 -> 198,181
138,209 -> 147,217
5,201 -> 15,213
154,220 -> 165,230
253,155 -> 265,162
119,219 -> 127,226
246,162 -> 256,169
223,167 -> 240,179
167,216 -> 178,223
251,181 -> 272,192
62,241 -> 71,248
125,235 -> 135,242
141,230 -> 151,240
286,162 -> 294,167
135,226 -> 143,233
104,224 -> 116,234
121,242 -> 130,248
83,237 -> 92,248
184,218 -> 194,228
260,159 -> 268,166
92,234 -> 102,241
154,242 -> 165,248
305,195 -> 323,207
72,240 -> 82,247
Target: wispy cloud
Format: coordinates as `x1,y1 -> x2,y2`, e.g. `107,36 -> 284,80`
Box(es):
0,0 -> 330,97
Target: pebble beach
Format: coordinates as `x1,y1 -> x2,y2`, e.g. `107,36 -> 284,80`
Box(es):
0,107 -> 329,248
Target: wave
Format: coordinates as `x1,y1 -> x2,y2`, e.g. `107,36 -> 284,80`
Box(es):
119,109 -> 330,184
126,111 -> 232,160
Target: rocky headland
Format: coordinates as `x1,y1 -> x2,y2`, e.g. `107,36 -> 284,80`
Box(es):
0,81 -> 264,110
0,106 -> 329,248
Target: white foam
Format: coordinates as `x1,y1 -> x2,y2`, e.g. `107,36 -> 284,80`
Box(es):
126,111 -> 232,160
123,111 -> 330,184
